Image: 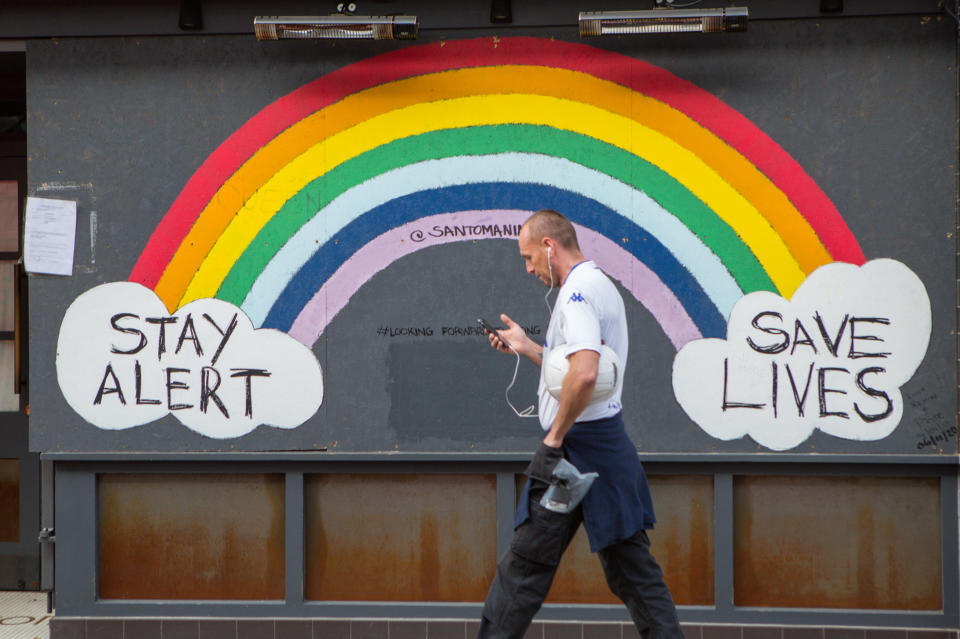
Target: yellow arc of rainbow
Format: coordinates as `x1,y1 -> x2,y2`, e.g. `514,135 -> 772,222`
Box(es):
156,66 -> 827,311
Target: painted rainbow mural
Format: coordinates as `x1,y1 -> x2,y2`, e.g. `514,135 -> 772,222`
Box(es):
129,36 -> 865,350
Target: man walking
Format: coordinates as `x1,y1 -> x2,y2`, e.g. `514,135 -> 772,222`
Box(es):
478,209 -> 684,639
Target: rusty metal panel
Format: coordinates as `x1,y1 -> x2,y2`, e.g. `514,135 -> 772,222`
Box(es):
547,474 -> 714,605
98,473 -> 285,600
304,474 -> 497,602
733,475 -> 941,609
0,459 -> 18,542
646,475 -> 714,606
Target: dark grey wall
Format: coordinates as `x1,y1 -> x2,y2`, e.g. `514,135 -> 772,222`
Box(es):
27,15 -> 958,454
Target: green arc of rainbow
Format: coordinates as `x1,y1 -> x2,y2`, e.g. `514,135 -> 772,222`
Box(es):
215,125 -> 776,307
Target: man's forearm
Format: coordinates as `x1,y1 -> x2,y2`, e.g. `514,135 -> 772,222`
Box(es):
524,342 -> 544,368
543,350 -> 598,447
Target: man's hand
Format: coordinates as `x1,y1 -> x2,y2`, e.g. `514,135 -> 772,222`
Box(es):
487,314 -> 543,366
524,441 -> 563,483
486,313 -> 523,353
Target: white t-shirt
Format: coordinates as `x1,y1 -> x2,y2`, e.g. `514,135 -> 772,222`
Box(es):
538,260 -> 628,431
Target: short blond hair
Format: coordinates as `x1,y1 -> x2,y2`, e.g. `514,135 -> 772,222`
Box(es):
522,209 -> 579,251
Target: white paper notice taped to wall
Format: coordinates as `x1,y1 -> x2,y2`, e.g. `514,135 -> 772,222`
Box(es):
24,196 -> 77,276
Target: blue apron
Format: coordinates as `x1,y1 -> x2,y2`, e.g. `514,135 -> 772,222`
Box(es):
515,412 -> 656,552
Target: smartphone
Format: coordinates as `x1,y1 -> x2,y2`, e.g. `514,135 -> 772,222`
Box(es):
477,317 -> 501,334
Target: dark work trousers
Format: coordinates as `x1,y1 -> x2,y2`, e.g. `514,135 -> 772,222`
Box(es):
477,482 -> 684,639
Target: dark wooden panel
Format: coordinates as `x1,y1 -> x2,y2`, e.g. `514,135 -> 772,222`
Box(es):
0,458 -> 19,542
0,181 -> 17,253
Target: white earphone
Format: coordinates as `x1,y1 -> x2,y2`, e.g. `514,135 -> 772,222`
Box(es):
546,245 -> 554,291
544,244 -> 556,315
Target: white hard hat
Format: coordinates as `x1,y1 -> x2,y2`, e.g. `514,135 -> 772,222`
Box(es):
543,344 -> 621,402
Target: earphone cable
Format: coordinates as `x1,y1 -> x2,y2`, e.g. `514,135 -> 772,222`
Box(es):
501,244 -> 557,419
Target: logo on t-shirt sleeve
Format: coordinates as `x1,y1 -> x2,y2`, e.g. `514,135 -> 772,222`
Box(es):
568,291 -> 585,303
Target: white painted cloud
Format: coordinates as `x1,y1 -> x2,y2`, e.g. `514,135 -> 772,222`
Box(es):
56,281 -> 323,439
672,259 -> 930,451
